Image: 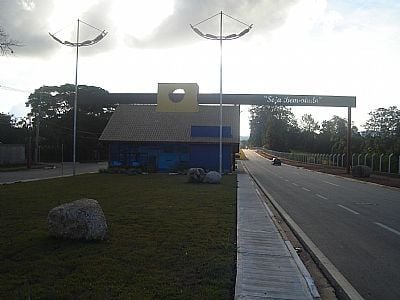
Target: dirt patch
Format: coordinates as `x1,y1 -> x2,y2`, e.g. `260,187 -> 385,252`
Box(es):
256,150 -> 400,189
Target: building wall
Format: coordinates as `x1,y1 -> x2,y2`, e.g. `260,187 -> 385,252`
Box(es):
189,144 -> 233,172
0,144 -> 26,165
108,142 -> 235,172
109,143 -> 190,172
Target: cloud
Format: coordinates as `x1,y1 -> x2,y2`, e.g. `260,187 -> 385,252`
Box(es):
0,0 -> 300,55
0,0 -> 114,57
125,0 -> 300,48
74,0 -> 116,55
0,0 -> 56,56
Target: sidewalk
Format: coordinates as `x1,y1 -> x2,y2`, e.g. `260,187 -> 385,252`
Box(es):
235,170 -> 318,299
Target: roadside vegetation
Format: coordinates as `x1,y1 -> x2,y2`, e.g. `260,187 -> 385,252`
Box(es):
0,173 -> 237,299
238,149 -> 247,160
248,105 -> 400,155
2,85 -> 398,164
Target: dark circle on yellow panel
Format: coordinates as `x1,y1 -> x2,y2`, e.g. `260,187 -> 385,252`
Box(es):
168,88 -> 186,103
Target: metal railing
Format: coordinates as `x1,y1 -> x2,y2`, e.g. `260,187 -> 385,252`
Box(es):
257,147 -> 400,175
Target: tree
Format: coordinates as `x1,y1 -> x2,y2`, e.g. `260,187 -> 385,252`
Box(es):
317,116 -> 347,153
248,105 -> 268,147
298,114 -> 320,153
248,105 -> 298,151
26,84 -> 115,162
364,106 -> 400,137
0,28 -> 21,55
300,114 -> 319,133
0,113 -> 26,144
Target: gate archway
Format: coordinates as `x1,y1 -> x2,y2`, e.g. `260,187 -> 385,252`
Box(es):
99,92 -> 356,173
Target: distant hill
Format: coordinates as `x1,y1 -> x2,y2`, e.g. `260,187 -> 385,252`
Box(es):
240,136 -> 249,141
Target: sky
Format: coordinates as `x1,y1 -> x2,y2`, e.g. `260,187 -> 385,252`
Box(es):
1,0 -> 400,136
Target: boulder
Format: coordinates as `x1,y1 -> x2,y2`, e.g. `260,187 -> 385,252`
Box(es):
187,168 -> 206,183
47,198 -> 108,240
351,165 -> 372,178
203,171 -> 222,184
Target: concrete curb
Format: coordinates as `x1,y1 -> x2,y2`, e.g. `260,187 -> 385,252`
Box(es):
285,240 -> 320,299
244,162 -> 365,300
0,171 -> 99,185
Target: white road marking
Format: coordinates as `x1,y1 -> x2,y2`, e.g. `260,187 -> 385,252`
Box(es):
337,204 -> 360,215
302,187 -> 311,192
292,183 -> 299,187
316,194 -> 328,200
323,180 -> 340,187
285,179 -> 289,182
374,222 -> 400,237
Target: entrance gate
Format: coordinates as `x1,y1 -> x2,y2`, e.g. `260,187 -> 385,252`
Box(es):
102,92 -> 356,173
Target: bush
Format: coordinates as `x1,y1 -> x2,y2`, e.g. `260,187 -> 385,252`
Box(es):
351,165 -> 372,178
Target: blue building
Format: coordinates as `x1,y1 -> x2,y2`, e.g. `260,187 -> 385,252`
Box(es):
99,104 -> 240,172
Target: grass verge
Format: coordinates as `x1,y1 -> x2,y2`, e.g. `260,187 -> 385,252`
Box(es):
238,149 -> 247,160
0,173 -> 237,299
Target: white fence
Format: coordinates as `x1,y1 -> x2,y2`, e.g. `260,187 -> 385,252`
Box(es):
259,147 -> 400,175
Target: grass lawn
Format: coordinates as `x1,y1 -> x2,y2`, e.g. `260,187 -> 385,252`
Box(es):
0,173 -> 237,299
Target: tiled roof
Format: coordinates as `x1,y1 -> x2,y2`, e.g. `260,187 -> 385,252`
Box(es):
100,104 -> 240,143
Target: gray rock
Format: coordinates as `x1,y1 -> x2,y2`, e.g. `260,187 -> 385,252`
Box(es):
187,168 -> 205,183
47,198 -> 108,240
351,165 -> 372,178
203,171 -> 222,184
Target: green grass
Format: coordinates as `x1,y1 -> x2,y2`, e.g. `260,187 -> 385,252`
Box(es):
0,173 -> 237,299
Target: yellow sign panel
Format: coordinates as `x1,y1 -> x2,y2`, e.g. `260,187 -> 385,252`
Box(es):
156,83 -> 199,112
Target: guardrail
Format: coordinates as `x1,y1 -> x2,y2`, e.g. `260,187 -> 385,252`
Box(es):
256,148 -> 400,175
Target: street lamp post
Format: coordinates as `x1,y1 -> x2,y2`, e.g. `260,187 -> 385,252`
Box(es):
49,19 -> 107,175
73,19 -> 80,176
191,12 -> 252,174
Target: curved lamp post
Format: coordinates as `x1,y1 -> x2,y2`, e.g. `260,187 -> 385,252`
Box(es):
49,19 -> 107,175
190,12 -> 252,174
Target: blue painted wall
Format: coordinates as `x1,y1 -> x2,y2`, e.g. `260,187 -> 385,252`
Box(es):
109,142 -> 235,172
189,144 -> 232,172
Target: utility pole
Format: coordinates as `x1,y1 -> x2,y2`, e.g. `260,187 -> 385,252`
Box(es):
72,19 -> 80,176
346,106 -> 352,174
34,101 -> 41,164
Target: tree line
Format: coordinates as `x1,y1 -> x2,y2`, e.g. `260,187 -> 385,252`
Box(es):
1,84 -> 115,162
1,84 -> 399,163
247,105 -> 400,155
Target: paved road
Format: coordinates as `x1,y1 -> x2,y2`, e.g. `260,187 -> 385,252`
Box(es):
0,162 -> 107,184
243,150 -> 400,300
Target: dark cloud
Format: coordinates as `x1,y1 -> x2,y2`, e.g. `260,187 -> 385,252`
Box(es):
125,0 -> 300,48
0,0 -> 114,57
0,0 -> 56,56
0,0 -> 300,55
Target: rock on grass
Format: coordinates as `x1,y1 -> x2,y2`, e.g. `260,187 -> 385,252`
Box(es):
47,198 -> 108,240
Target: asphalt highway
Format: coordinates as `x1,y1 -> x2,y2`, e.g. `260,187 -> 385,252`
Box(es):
0,162 -> 107,184
243,150 -> 400,300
